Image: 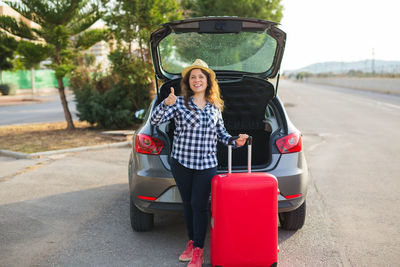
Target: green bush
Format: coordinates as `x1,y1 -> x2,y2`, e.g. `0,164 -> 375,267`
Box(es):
0,83 -> 17,95
70,51 -> 152,129
73,81 -> 137,129
0,84 -> 8,95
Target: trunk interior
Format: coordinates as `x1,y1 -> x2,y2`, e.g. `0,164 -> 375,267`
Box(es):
158,76 -> 276,170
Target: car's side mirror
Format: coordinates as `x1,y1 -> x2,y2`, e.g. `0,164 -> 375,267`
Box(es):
135,108 -> 147,122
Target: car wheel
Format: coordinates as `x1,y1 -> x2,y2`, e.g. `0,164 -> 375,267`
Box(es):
130,196 -> 154,232
279,201 -> 306,230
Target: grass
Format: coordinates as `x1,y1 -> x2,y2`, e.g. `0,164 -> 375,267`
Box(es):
0,121 -> 135,154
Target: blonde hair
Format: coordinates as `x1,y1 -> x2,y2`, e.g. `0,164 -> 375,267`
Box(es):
180,68 -> 224,111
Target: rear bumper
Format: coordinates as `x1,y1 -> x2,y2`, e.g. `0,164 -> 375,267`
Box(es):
130,152 -> 308,214
134,185 -> 305,214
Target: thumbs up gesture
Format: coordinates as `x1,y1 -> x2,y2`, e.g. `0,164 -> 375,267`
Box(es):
165,87 -> 177,106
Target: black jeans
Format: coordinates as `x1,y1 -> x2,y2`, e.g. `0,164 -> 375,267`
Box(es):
170,157 -> 217,248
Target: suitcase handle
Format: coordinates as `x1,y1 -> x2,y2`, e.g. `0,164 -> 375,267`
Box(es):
227,136 -> 253,174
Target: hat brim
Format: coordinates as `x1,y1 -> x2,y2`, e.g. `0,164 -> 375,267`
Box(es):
181,66 -> 216,80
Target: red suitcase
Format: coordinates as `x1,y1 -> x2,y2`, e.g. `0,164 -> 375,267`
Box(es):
211,136 -> 278,267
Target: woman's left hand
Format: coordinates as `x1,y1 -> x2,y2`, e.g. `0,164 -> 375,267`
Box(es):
236,134 -> 249,147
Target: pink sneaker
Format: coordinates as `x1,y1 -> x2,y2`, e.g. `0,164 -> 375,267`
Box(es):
179,240 -> 194,262
187,247 -> 204,267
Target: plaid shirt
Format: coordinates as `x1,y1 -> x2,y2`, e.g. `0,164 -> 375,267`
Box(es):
150,96 -> 233,170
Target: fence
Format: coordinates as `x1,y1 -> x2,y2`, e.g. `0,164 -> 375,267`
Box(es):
1,69 -> 69,91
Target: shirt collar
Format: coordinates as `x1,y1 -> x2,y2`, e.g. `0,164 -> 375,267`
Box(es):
189,96 -> 211,110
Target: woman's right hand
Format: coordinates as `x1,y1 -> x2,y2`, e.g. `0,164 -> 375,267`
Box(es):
165,87 -> 177,106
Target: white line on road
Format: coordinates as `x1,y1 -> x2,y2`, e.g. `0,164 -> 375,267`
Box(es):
343,94 -> 400,112
378,101 -> 400,110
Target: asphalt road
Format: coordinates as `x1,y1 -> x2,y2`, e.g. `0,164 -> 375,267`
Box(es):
1,79 -> 400,266
0,94 -> 77,125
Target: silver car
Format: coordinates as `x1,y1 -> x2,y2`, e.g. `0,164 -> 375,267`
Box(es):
128,17 -> 308,232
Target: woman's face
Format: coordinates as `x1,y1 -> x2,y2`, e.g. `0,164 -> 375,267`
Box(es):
189,69 -> 208,95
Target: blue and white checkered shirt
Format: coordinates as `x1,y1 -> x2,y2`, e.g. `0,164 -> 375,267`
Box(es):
150,96 -> 233,170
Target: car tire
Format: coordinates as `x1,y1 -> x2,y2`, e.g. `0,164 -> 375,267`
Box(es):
279,200 -> 306,230
130,196 -> 154,232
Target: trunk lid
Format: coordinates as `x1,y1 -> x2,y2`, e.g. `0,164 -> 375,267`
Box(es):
150,17 -> 286,81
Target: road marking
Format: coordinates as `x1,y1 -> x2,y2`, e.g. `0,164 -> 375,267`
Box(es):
379,102 -> 400,110
306,81 -> 400,111
344,94 -> 400,112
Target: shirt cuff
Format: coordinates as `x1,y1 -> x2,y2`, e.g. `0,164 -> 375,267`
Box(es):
228,137 -> 239,148
160,100 -> 169,109
233,140 -> 239,148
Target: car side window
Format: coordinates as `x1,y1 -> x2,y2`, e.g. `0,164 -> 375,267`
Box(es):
265,105 -> 275,119
264,105 -> 278,133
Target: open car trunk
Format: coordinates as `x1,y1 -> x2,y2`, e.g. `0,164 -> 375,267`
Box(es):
217,76 -> 275,169
157,76 -> 275,170
150,17 -> 287,170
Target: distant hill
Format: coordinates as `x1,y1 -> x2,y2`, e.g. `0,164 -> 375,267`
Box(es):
286,60 -> 400,74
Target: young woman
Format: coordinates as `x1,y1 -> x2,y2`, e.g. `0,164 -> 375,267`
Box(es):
150,59 -> 248,267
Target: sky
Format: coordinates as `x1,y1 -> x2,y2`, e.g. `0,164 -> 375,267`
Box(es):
280,0 -> 400,71
2,0 -> 399,72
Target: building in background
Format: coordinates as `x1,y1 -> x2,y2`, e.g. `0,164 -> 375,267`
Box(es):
86,20 -> 112,70
0,4 -> 40,34
1,4 -> 112,70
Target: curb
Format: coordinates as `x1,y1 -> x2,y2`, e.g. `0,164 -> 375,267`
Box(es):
0,141 -> 133,159
0,150 -> 32,159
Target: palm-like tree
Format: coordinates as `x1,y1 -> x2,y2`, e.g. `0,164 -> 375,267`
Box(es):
0,32 -> 18,84
0,0 -> 106,129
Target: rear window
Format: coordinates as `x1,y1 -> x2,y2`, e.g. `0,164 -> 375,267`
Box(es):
158,31 -> 277,75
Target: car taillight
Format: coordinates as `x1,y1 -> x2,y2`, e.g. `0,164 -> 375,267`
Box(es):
136,134 -> 164,155
276,132 -> 302,154
284,193 -> 302,199
137,195 -> 157,201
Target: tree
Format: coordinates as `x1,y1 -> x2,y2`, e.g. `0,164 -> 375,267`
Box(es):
102,0 -> 182,62
0,0 -> 106,129
69,0 -> 182,130
181,0 -> 283,22
0,33 -> 18,84
16,41 -> 48,94
100,0 -> 182,109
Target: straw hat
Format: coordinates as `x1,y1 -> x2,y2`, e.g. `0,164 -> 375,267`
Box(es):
181,59 -> 216,80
